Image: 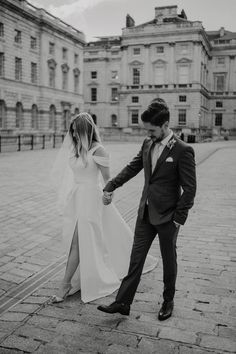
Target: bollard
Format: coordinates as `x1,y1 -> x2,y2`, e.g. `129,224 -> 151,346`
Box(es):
17,135 -> 21,151
42,135 -> 45,149
53,133 -> 56,148
31,135 -> 34,150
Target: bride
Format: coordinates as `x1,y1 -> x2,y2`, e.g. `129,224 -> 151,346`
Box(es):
50,112 -> 157,303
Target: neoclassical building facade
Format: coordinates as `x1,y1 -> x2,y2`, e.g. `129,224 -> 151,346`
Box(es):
0,0 -> 85,135
0,2 -> 235,135
84,6 -> 236,134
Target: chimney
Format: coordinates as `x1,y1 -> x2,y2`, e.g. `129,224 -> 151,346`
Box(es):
219,27 -> 225,37
126,14 -> 135,28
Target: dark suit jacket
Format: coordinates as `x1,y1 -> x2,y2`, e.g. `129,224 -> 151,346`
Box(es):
104,135 -> 196,225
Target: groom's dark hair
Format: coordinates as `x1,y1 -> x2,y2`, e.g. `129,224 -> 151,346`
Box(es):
141,98 -> 169,127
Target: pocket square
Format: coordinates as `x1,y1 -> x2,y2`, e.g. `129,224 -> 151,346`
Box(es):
166,157 -> 173,162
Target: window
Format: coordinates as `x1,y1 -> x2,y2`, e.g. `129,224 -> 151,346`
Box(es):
62,71 -> 68,90
111,88 -> 118,101
216,101 -> 223,108
89,51 -> 98,55
179,95 -> 187,102
133,48 -> 140,55
14,30 -> 22,44
62,47 -> 68,60
156,46 -> 164,53
74,53 -> 78,64
154,66 -> 165,85
49,105 -> 56,130
61,64 -> 69,90
31,104 -> 38,129
133,68 -> 140,85
180,44 -> 188,54
215,113 -> 222,126
16,102 -> 23,128
91,71 -> 97,79
49,42 -> 55,55
0,53 -> 4,77
178,109 -> 186,126
111,71 -> 118,79
74,74 -> 79,93
0,100 -> 6,129
63,110 -> 71,131
49,67 -> 55,88
31,63 -> 37,84
111,114 -> 117,126
132,96 -> 139,103
178,65 -> 189,84
15,57 -> 22,81
74,107 -> 79,116
217,57 -> 225,65
0,23 -> 4,37
131,110 -> 139,125
30,36 -> 37,49
214,74 -> 225,91
91,87 -> 97,101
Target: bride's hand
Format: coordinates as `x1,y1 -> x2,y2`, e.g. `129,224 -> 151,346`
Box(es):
103,191 -> 113,205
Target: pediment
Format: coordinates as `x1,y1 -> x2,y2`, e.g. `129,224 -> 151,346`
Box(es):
152,59 -> 167,65
129,60 -> 144,66
176,57 -> 192,64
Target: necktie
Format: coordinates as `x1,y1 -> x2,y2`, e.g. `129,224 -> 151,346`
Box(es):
151,142 -> 161,172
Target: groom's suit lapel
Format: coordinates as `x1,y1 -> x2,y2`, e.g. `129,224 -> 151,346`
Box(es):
151,145 -> 171,176
151,135 -> 177,177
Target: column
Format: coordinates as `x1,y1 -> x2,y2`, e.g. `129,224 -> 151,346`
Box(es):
144,44 -> 150,87
120,45 -> 128,86
168,42 -> 175,87
193,41 -> 202,84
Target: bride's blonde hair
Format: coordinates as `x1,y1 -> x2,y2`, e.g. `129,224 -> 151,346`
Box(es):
69,112 -> 101,166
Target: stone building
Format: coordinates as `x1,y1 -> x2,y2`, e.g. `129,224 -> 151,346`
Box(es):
84,5 -> 236,135
0,0 -> 85,135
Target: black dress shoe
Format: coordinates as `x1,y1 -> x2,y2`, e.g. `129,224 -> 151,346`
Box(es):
97,301 -> 130,316
158,300 -> 174,321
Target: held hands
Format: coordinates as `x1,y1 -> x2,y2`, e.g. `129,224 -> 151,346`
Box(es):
103,191 -> 113,205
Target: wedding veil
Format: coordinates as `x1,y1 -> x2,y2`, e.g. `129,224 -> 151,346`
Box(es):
50,132 -> 74,214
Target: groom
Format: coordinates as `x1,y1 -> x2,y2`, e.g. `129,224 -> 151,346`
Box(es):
98,98 -> 196,320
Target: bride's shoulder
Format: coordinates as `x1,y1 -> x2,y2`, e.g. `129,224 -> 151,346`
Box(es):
92,144 -> 109,157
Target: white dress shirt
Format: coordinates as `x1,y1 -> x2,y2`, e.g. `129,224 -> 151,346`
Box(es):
151,130 -> 173,172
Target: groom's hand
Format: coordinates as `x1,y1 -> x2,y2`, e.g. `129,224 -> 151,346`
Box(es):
103,191 -> 113,205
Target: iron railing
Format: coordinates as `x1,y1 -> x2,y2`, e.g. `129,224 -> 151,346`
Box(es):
0,134 -> 65,153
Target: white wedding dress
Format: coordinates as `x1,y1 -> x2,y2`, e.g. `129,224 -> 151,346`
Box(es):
58,143 -> 157,303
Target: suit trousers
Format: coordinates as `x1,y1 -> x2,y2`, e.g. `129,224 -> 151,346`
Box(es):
116,206 -> 179,305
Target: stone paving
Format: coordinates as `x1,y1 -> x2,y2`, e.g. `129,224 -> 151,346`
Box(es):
0,140 -> 236,353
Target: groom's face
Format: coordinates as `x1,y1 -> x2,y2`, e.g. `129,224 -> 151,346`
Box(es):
143,122 -> 167,143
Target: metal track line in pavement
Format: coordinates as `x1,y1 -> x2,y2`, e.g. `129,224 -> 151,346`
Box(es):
0,256 -> 66,315
0,146 -> 222,316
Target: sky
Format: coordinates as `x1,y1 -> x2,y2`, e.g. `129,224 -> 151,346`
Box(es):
29,0 -> 235,42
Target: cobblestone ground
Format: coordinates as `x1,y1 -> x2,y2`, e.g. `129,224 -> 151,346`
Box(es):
0,140 -> 236,353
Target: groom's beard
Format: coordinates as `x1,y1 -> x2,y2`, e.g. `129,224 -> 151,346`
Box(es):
151,131 -> 165,143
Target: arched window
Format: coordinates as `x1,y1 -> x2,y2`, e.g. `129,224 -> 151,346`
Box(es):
74,107 -> 79,116
0,100 -> 7,129
31,104 -> 38,130
92,114 -> 97,125
111,114 -> 117,127
62,109 -> 71,131
16,102 -> 23,129
49,105 -> 56,130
